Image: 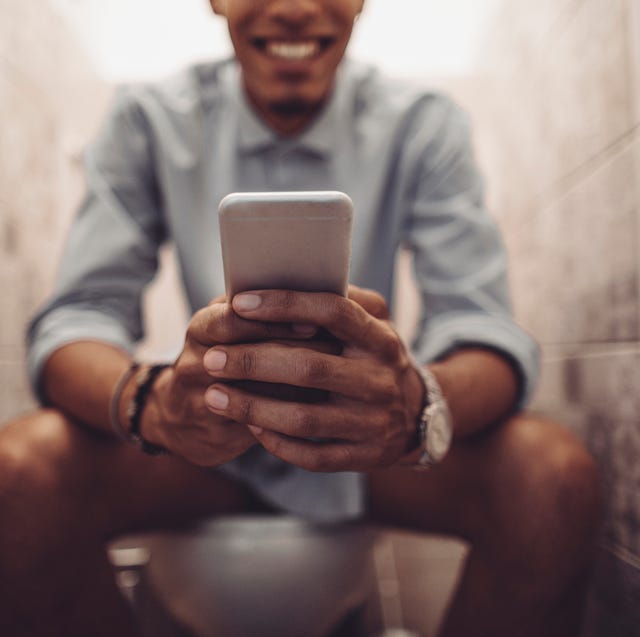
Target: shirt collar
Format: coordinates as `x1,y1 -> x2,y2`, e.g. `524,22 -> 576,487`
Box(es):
228,61 -> 347,157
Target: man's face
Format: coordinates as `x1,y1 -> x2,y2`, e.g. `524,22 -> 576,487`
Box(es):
211,0 -> 364,134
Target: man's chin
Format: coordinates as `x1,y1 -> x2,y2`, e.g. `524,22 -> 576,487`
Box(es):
268,99 -> 323,118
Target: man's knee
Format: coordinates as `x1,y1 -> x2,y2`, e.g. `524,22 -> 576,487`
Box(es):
485,414 -> 601,564
500,415 -> 599,514
0,410 -> 97,540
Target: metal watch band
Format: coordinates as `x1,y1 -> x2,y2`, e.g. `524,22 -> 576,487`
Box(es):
413,365 -> 452,470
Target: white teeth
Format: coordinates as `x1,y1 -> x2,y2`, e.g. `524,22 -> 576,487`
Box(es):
267,41 -> 319,60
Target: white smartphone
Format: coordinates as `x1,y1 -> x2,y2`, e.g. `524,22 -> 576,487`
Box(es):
218,191 -> 353,298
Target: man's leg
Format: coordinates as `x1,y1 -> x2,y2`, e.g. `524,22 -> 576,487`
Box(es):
0,409 -> 271,637
367,414 -> 601,637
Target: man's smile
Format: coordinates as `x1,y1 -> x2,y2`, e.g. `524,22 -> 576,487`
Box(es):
251,37 -> 336,62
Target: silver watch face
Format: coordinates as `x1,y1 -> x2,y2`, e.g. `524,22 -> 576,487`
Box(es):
425,404 -> 452,462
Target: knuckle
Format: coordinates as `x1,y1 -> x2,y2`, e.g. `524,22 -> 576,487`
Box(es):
370,292 -> 390,319
349,286 -> 387,310
239,350 -> 257,377
185,308 -> 206,343
361,369 -> 396,403
174,353 -> 201,380
377,372 -> 399,403
208,306 -> 236,343
322,294 -> 347,325
335,446 -> 353,470
172,357 -> 191,381
298,356 -> 330,384
379,329 -> 402,361
237,396 -> 254,425
207,294 -> 226,306
340,446 -> 355,469
366,413 -> 387,441
279,289 -> 297,310
358,312 -> 378,342
292,408 -> 318,438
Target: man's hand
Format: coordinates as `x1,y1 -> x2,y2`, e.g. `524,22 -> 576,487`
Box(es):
141,296 -> 325,467
202,286 -> 425,472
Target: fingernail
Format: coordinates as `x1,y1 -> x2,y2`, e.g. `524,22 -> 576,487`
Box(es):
248,424 -> 264,436
233,294 -> 262,311
292,323 -> 317,336
204,349 -> 227,372
205,387 -> 229,410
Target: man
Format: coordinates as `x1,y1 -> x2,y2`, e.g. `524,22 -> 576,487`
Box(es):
0,1 -> 600,636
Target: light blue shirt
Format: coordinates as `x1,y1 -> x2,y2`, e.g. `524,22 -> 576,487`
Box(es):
27,59 -> 539,522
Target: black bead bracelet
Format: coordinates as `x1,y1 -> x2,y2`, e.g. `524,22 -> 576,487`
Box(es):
126,363 -> 171,456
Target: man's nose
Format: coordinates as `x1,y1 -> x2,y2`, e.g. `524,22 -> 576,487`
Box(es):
264,0 -> 321,28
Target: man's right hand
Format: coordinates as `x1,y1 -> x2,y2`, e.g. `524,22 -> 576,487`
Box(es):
139,297 -> 320,467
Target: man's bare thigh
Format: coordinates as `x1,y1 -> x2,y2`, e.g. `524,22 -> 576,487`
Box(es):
1,409 -> 272,541
365,413 -> 597,543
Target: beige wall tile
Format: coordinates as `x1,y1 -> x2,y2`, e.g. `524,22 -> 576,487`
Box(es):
0,0 -> 108,421
627,0 -> 640,126
471,0 -> 635,218
441,1 -> 640,590
532,345 -> 640,556
0,359 -> 35,422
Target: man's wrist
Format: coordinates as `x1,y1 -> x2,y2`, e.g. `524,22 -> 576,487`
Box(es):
139,367 -> 173,450
397,363 -> 427,465
112,363 -> 140,441
397,363 -> 453,469
113,362 -> 171,455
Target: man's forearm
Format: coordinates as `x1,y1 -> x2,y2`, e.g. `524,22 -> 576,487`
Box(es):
429,347 -> 520,440
42,341 -> 133,436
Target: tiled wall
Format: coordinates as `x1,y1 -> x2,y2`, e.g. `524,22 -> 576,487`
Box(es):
451,0 -> 640,632
0,1 -> 110,420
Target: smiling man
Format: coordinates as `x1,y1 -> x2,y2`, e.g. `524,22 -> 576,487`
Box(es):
0,1 -> 600,636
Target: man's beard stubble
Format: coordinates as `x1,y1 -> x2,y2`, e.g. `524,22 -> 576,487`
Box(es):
268,99 -> 323,120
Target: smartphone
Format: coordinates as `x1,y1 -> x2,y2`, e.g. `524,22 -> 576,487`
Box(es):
218,191 -> 353,298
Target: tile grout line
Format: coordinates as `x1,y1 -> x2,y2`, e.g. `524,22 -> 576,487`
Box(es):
601,540 -> 640,571
534,124 -> 640,212
506,124 -> 640,245
372,535 -> 405,630
541,342 -> 640,356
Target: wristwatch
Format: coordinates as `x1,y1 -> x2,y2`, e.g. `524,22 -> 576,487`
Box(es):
412,366 -> 453,469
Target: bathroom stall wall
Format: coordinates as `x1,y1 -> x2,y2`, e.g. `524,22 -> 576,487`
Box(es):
456,0 -> 640,630
0,1 -> 110,420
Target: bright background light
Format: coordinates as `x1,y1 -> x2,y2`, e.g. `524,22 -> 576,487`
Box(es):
51,0 -> 500,82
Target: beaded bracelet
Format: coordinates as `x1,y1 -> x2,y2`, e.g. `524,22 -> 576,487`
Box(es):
110,362 -> 170,455
109,363 -> 141,442
127,364 -> 171,456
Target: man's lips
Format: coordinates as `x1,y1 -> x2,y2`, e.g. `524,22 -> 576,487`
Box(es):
251,37 -> 335,61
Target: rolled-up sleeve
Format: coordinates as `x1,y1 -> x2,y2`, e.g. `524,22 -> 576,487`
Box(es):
26,87 -> 166,401
404,99 -> 539,405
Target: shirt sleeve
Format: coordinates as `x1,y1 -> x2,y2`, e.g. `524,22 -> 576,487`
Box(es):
403,97 -> 539,405
26,86 -> 167,401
